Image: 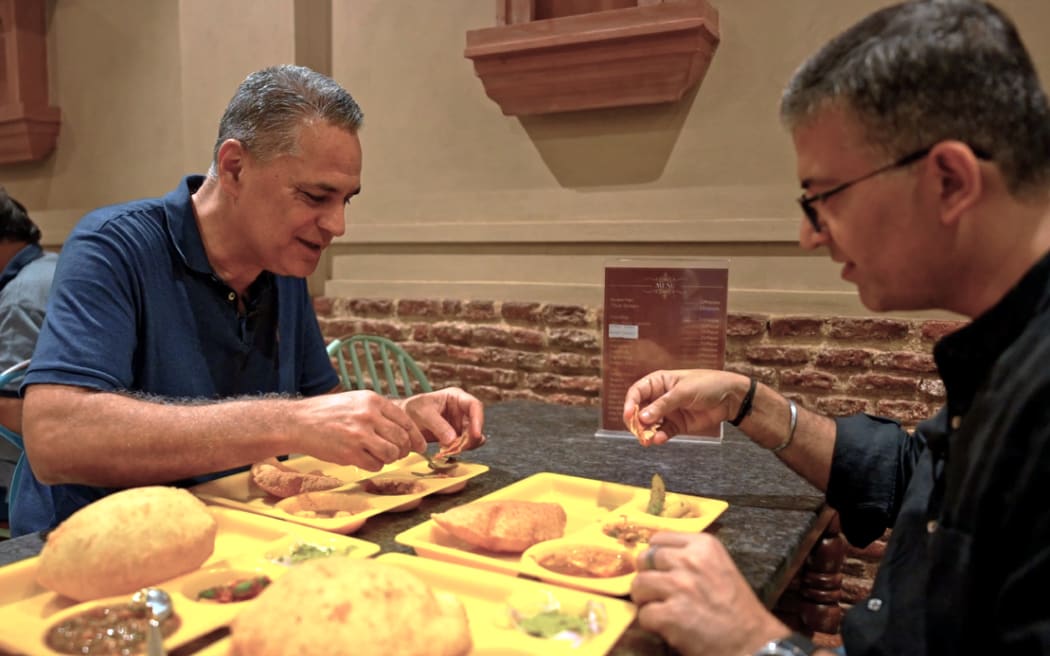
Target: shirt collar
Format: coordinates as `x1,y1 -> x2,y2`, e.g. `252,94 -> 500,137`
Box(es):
0,243 -> 44,292
934,249 -> 1050,410
163,175 -> 212,275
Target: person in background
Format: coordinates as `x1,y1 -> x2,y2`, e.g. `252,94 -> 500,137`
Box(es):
0,189 -> 58,524
623,1 -> 1050,655
13,65 -> 484,536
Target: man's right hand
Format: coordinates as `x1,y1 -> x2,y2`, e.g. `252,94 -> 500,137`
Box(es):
295,390 -> 427,470
622,370 -> 752,445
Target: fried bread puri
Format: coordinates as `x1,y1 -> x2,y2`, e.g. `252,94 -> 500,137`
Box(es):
232,558 -> 471,656
250,457 -> 344,498
431,499 -> 567,553
36,486 -> 218,602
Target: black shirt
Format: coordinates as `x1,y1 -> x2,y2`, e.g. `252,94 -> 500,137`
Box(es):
828,251 -> 1050,655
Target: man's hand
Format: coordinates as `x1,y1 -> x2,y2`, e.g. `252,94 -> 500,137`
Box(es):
631,532 -> 789,656
622,370 -> 751,445
399,387 -> 485,451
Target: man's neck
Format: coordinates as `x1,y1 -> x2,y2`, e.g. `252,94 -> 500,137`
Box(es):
0,240 -> 27,273
190,177 -> 262,296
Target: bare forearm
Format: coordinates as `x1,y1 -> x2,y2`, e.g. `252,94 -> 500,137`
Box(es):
733,380 -> 836,492
23,385 -> 299,486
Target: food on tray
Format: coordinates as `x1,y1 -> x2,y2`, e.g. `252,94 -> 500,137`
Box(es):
36,486 -> 217,602
362,477 -> 425,495
504,590 -> 608,646
646,473 -> 667,515
250,457 -> 344,498
46,599 -> 181,655
431,500 -> 567,553
268,540 -> 361,566
626,407 -> 661,447
533,545 -> 635,579
275,491 -> 369,518
435,426 -> 483,459
602,515 -> 660,547
197,575 -> 272,603
231,558 -> 471,656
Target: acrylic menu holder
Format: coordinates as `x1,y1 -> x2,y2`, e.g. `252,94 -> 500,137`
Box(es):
597,258 -> 729,443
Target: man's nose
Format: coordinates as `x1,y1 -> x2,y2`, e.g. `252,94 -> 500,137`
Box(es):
798,217 -> 829,250
319,205 -> 347,238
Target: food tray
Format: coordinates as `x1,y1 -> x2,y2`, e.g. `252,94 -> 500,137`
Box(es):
179,552 -> 638,656
396,472 -> 728,596
0,506 -> 379,656
190,453 -> 488,533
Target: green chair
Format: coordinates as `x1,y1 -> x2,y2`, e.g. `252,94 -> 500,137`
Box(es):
326,335 -> 432,398
0,359 -> 30,538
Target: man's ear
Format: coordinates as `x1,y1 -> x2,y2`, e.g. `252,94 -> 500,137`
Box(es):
929,141 -> 983,227
215,139 -> 248,198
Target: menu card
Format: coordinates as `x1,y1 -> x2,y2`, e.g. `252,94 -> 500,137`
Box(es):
598,259 -> 729,442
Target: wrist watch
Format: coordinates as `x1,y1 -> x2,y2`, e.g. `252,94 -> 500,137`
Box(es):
753,633 -> 817,656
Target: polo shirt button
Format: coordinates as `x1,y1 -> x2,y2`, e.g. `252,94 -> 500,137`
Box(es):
867,598 -> 883,612
927,519 -> 938,533
227,292 -> 236,302
950,415 -> 962,430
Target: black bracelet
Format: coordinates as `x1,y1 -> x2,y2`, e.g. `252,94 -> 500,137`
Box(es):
729,377 -> 757,426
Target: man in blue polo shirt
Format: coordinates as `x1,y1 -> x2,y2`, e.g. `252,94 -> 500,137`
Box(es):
0,189 -> 58,524
13,65 -> 485,536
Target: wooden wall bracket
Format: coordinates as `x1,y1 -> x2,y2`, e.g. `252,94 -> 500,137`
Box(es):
464,0 -> 719,116
0,0 -> 60,164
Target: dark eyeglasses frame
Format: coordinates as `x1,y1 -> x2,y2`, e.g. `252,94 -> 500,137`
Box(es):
797,146 -> 933,233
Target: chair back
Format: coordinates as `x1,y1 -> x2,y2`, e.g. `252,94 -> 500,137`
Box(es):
326,335 -> 432,398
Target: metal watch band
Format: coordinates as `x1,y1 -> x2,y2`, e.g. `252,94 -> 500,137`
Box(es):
754,633 -> 817,656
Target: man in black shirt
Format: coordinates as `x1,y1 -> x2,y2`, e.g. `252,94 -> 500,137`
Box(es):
623,2 -> 1050,655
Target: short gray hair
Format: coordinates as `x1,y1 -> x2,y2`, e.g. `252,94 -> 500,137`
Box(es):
780,0 -> 1050,196
211,64 -> 363,169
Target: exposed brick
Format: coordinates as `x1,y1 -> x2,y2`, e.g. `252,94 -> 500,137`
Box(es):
313,296 -> 335,316
744,345 -> 811,365
549,328 -> 600,352
542,304 -> 589,327
414,342 -> 449,358
501,302 -> 543,323
516,351 -> 549,371
470,326 -> 511,347
876,400 -> 931,424
594,306 -> 604,329
828,318 -> 910,341
425,363 -> 460,386
469,386 -> 504,403
815,348 -> 874,369
357,320 -> 406,340
410,323 -> 432,341
441,300 -> 463,316
780,369 -> 837,391
921,319 -> 967,342
462,300 -> 497,321
397,299 -> 443,318
509,327 -> 546,350
872,351 -> 936,373
848,373 -> 918,394
524,372 -> 602,394
841,575 -> 874,604
769,317 -> 824,338
815,396 -> 870,417
431,322 -> 473,346
546,392 -> 599,406
548,352 -> 600,375
457,365 -> 518,387
919,377 -> 946,399
446,346 -> 487,364
348,298 -> 394,316
727,313 -> 767,337
322,319 -> 359,340
723,363 -> 778,386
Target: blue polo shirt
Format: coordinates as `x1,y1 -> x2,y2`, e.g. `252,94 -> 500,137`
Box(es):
12,175 -> 338,535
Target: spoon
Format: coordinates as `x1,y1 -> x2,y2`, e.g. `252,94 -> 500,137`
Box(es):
132,587 -> 173,656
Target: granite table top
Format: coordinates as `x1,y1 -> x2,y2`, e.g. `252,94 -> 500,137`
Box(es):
0,400 -> 828,655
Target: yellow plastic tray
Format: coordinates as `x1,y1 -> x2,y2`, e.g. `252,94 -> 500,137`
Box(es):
191,453 -> 488,533
0,506 -> 379,656
396,472 -> 728,596
180,552 -> 638,656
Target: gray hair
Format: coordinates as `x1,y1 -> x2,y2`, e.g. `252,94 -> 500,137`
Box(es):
780,0 -> 1050,196
210,64 -> 363,171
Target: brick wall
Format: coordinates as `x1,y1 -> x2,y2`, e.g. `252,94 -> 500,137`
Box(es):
314,296 -> 967,622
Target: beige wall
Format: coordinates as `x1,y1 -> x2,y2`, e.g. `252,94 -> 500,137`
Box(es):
4,0 -> 1049,317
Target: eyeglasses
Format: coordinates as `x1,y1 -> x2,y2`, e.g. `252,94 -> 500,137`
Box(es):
797,146 -> 933,233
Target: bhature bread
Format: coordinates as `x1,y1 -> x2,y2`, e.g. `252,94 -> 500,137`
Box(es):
431,500 -> 567,553
231,558 -> 471,656
36,486 -> 217,602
